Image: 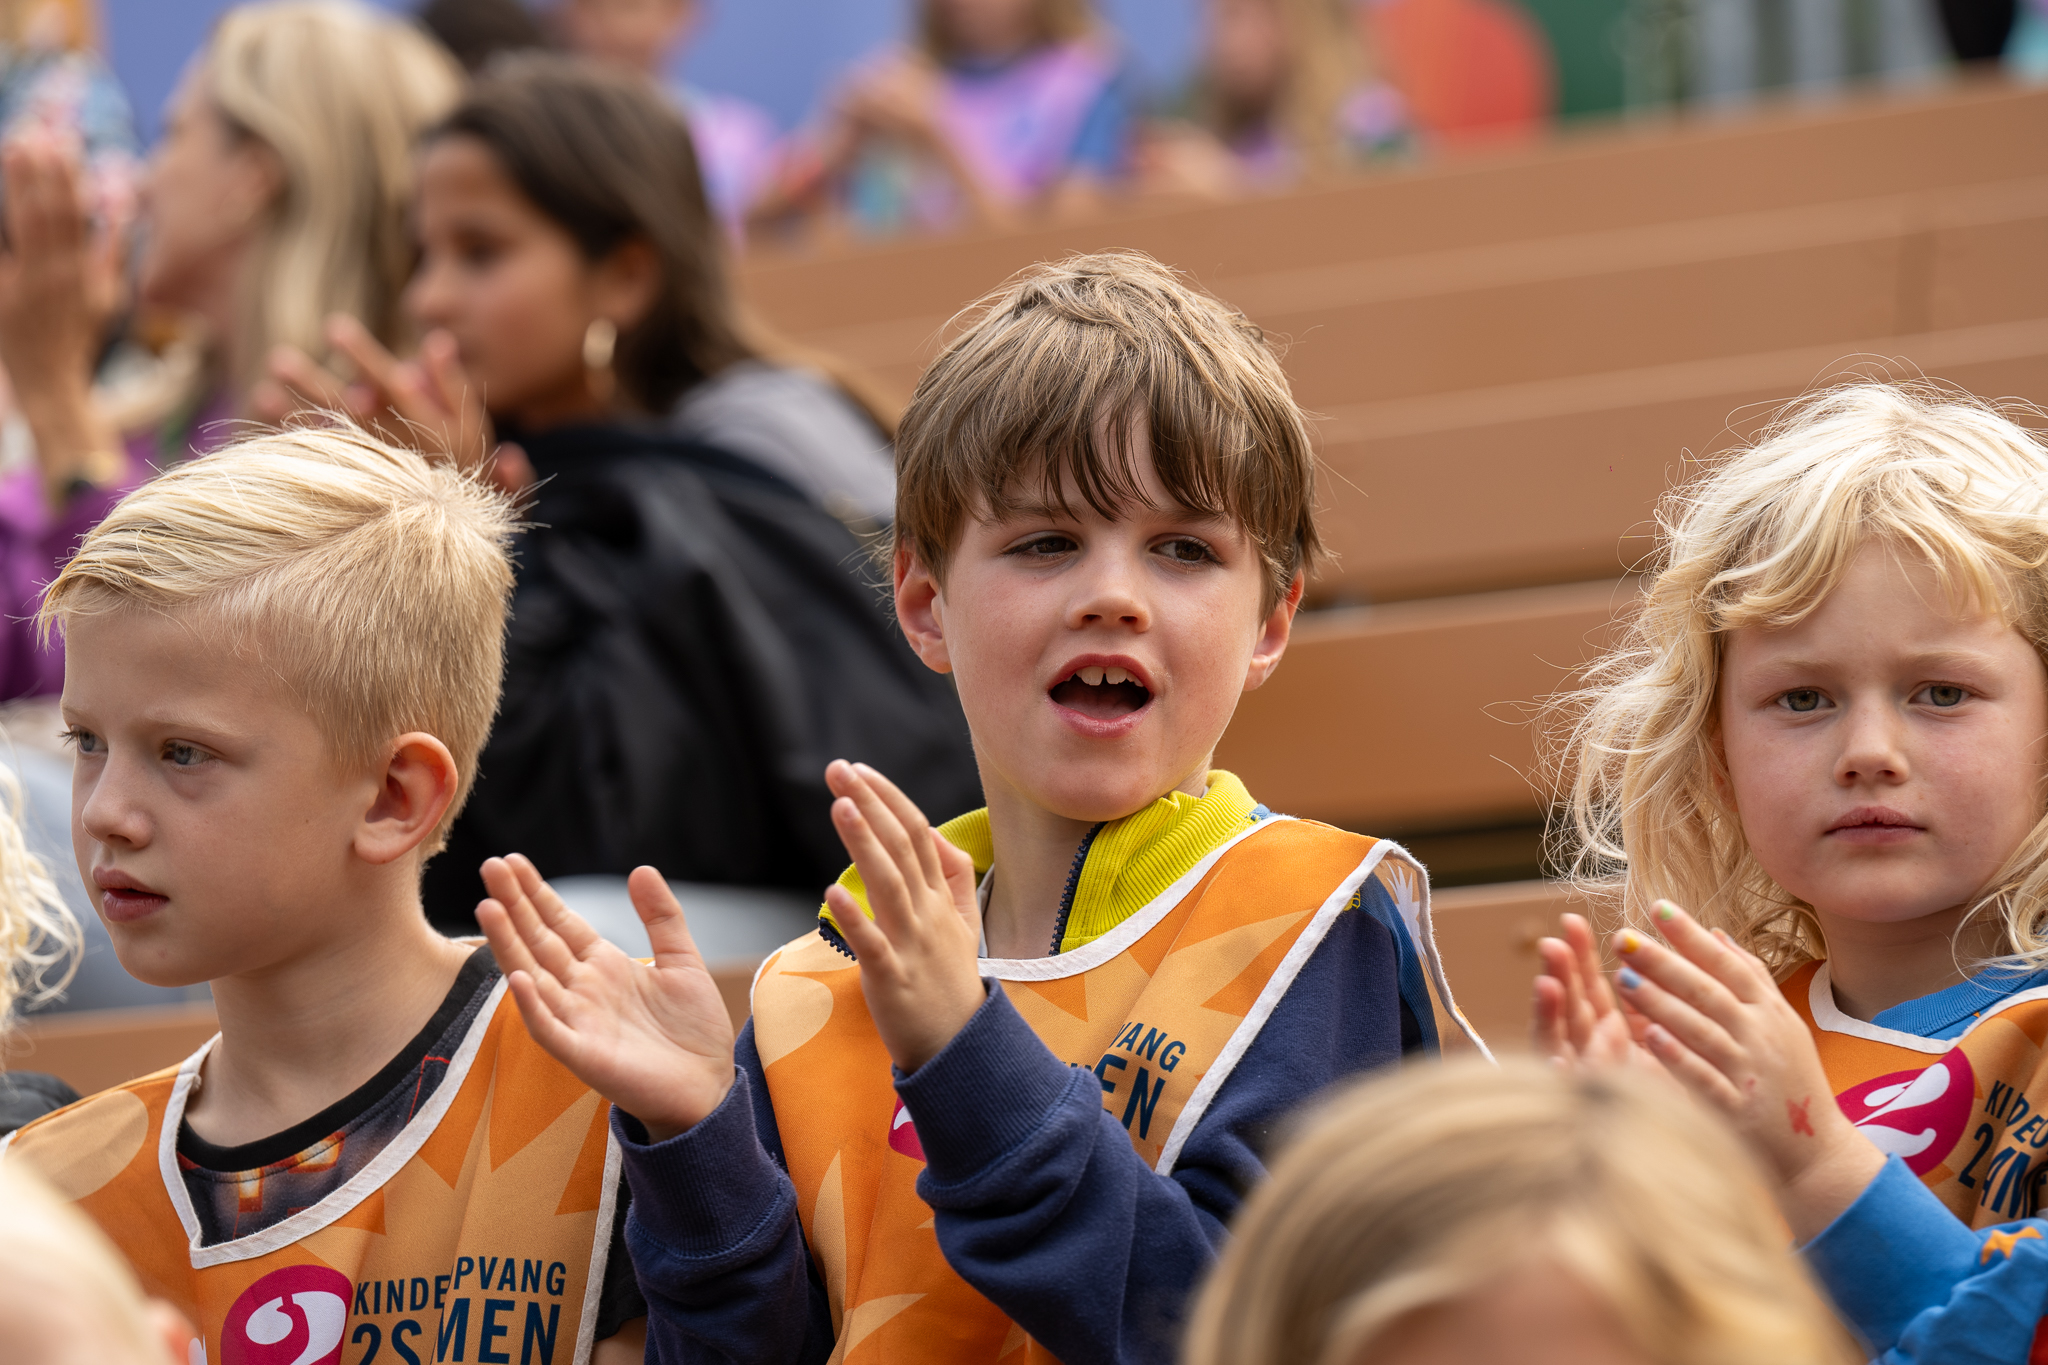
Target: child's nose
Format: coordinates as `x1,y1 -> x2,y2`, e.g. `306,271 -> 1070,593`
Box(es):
1834,708 -> 1910,784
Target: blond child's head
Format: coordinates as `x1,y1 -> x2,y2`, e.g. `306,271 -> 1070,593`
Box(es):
1183,1057 -> 1857,1365
1555,381 -> 2048,973
890,251 -> 1318,821
0,1162 -> 192,1365
42,424 -> 514,985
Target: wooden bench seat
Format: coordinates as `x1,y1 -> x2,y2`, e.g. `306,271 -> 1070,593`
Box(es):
1214,578 -> 1635,833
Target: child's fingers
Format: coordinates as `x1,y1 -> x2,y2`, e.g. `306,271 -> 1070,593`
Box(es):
1640,1021 -> 1748,1112
506,853 -> 606,960
827,882 -> 892,967
475,897 -> 538,978
852,762 -> 943,888
933,829 -> 978,926
1531,974 -> 1570,1058
1565,914 -> 1617,1015
1647,901 -> 1767,1004
1614,927 -> 1748,1033
1612,960 -> 1746,1078
828,762 -> 928,897
628,865 -> 705,970
325,313 -> 406,395
829,796 -> 913,934
481,857 -> 582,984
504,969 -> 578,1060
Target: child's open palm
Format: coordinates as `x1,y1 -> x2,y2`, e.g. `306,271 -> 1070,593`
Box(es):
1608,902 -> 1885,1240
823,760 -> 984,1073
477,854 -> 736,1141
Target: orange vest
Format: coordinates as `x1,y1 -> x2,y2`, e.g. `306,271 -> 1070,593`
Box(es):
1,982 -> 620,1365
753,818 -> 1483,1363
1790,959 -> 2048,1226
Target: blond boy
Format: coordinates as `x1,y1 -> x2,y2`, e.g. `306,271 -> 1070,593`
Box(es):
0,428 -> 645,1363
482,252 -> 1484,1365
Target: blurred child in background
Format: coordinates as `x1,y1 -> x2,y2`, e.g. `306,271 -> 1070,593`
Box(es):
552,0 -> 780,235
1138,0 -> 1404,200
0,761 -> 78,1132
753,0 -> 1133,237
1183,1058 -> 1857,1365
0,0 -> 460,704
0,1163 -> 191,1365
1537,383 -> 2048,1359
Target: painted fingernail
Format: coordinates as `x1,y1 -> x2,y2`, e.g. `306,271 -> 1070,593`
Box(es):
1618,966 -> 1643,990
1619,930 -> 1643,954
1654,900 -> 1677,921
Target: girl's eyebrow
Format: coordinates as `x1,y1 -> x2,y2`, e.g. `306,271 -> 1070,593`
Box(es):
1748,648 -> 2007,676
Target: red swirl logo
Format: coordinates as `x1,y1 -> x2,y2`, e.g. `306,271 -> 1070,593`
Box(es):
888,1098 -> 925,1162
1836,1049 -> 1976,1176
221,1265 -> 352,1365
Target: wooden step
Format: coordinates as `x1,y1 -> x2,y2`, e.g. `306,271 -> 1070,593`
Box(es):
1430,877 -> 1582,1051
740,82 -> 2048,341
1311,317 -> 2048,603
1216,579 -> 1635,832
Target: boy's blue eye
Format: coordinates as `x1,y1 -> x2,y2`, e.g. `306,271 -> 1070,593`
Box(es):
165,742 -> 207,767
1782,690 -> 1824,713
63,727 -> 101,755
1924,684 -> 1966,707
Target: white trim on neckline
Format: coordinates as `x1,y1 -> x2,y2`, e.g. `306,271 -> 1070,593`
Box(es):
164,977 -> 511,1268
1806,961 -> 2048,1055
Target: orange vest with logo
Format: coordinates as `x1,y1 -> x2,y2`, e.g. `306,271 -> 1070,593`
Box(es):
753,818 -> 1484,1363
1,982 -> 620,1365
1789,959 -> 2048,1226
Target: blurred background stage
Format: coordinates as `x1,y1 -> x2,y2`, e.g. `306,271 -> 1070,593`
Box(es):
12,0 -> 2048,1086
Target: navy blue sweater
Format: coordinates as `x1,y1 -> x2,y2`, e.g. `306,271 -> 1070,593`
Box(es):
615,892 -> 1420,1365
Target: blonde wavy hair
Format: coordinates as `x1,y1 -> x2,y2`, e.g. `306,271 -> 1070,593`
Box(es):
1183,1057 -> 1857,1365
41,423 -> 517,852
205,1 -> 462,389
1552,380 -> 2048,972
0,764 -> 76,1033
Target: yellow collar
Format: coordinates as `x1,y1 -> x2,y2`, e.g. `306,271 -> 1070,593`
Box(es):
819,771 -> 1263,954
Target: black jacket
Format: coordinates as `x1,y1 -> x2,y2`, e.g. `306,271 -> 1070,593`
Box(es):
423,423 -> 980,927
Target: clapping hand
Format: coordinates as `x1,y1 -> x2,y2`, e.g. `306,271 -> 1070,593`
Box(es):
1592,901 -> 1885,1240
476,855 -> 737,1141
1532,911 -> 1660,1070
254,314 -> 531,493
822,760 -> 984,1073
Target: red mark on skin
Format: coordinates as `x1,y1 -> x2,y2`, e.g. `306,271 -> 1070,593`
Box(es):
1789,1096 -> 1816,1137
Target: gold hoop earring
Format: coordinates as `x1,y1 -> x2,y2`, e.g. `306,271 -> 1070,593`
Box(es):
583,318 -> 618,404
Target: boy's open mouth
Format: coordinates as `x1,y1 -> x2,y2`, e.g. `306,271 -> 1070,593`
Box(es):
1049,665 -> 1152,720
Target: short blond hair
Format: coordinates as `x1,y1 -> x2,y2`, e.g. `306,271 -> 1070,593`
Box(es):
41,424 -> 516,852
0,1163 -> 177,1365
206,1 -> 462,387
1184,1058 -> 1856,1365
1552,381 -> 2048,971
0,765 -> 76,1030
892,251 -> 1323,613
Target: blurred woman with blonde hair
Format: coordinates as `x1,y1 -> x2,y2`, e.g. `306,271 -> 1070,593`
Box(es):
0,0 -> 462,701
1139,0 -> 1405,199
1183,1057 -> 1858,1365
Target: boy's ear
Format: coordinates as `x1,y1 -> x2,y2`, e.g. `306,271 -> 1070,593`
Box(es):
895,546 -> 953,675
1244,573 -> 1305,692
356,733 -> 460,866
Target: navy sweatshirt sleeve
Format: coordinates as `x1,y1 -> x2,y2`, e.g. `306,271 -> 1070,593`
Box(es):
623,893 -> 1410,1365
1804,1155 -> 2048,1363
617,1023 -> 834,1365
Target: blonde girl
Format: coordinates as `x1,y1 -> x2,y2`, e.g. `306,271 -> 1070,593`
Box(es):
1538,379 -> 2048,1362
1183,1056 -> 1856,1365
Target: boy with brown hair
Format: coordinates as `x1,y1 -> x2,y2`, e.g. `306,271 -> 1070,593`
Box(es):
0,427 -> 647,1363
482,251 -> 1484,1365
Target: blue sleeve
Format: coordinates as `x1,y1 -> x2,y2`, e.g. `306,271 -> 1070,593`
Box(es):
619,1020 -> 834,1365
1065,61 -> 1135,178
900,903 -> 1406,1365
1804,1155 -> 2048,1362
